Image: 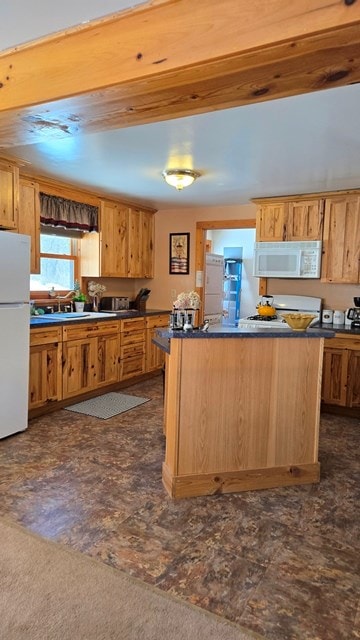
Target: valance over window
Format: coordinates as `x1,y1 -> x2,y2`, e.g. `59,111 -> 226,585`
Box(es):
40,193 -> 98,232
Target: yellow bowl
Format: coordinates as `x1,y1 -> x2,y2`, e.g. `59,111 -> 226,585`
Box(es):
281,313 -> 316,331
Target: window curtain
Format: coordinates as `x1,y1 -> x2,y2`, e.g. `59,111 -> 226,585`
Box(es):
40,193 -> 98,232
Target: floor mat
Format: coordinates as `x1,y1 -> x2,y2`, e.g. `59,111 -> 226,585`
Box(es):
64,392 -> 150,419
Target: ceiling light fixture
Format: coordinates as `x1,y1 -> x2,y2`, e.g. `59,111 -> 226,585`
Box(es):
162,168 -> 200,191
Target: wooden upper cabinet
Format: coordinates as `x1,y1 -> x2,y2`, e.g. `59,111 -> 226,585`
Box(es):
128,207 -> 154,278
321,195 -> 360,283
128,207 -> 142,277
141,209 -> 154,278
81,200 -> 154,278
0,161 -> 19,231
255,198 -> 323,242
256,203 -> 287,241
18,178 -> 40,274
100,200 -> 129,277
286,199 -> 324,241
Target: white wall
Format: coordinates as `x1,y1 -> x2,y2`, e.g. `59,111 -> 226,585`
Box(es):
148,204 -> 256,310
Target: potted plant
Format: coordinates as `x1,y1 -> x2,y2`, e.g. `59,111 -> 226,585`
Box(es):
72,291 -> 87,312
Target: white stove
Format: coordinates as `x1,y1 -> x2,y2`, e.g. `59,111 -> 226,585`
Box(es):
238,295 -> 322,329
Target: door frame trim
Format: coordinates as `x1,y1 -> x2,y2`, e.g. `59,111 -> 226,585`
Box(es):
195,219 -> 266,323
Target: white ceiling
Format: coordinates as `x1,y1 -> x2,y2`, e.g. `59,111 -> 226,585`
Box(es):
2,1 -> 360,210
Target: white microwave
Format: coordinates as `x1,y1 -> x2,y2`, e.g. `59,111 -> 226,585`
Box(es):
253,241 -> 322,278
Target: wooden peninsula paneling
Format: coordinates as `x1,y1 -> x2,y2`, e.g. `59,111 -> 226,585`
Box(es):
163,335 -> 324,499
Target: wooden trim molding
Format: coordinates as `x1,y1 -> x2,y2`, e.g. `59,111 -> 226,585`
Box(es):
163,462 -> 320,499
1,1 -> 360,147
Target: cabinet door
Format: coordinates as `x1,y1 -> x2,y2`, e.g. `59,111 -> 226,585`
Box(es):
29,343 -> 62,409
146,327 -> 165,371
0,161 -> 19,230
18,178 -> 40,273
347,350 -> 360,408
127,207 -> 154,277
62,338 -> 97,398
141,210 -> 154,278
286,199 -> 324,240
322,347 -> 348,406
128,207 -> 142,277
100,200 -> 129,277
146,315 -> 168,372
97,333 -> 120,387
256,203 -> 287,241
322,195 -> 360,283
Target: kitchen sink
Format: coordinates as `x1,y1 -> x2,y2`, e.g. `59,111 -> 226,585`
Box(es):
30,311 -> 117,324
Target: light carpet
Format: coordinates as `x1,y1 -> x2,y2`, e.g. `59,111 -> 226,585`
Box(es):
64,392 -> 150,419
0,518 -> 263,640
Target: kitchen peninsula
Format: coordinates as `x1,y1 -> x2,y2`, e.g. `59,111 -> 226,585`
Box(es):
156,325 -> 334,499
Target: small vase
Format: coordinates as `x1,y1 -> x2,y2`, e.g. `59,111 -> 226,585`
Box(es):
74,301 -> 85,312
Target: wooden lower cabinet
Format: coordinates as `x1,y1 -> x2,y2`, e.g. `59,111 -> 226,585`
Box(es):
29,315 -> 166,414
97,332 -> 120,387
120,317 -> 146,380
62,321 -> 120,399
146,314 -> 168,372
322,335 -> 360,408
62,337 -> 98,398
29,327 -> 62,410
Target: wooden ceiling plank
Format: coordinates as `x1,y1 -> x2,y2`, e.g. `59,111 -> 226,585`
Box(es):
0,0 -> 360,148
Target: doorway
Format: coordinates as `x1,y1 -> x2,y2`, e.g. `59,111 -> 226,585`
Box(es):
195,219 -> 265,324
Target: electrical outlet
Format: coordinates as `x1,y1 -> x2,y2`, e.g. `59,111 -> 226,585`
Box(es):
171,289 -> 176,300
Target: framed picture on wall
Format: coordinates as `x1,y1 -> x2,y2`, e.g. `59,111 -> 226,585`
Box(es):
169,232 -> 190,274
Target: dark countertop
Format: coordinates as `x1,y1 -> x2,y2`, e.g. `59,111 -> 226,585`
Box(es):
154,325 -> 335,353
30,309 -> 170,329
157,326 -> 335,338
312,321 -> 360,336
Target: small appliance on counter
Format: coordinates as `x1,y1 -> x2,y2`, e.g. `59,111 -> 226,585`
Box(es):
347,298 -> 360,328
131,288 -> 151,312
100,296 -> 129,311
238,295 -> 322,329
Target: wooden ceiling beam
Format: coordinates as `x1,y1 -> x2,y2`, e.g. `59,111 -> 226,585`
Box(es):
1,0 -> 360,147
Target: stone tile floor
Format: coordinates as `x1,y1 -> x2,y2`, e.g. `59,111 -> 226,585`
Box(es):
0,375 -> 359,639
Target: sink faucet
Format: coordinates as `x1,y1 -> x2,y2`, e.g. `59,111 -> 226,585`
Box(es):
55,291 -> 75,312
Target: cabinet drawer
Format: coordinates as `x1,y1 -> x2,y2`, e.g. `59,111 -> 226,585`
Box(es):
121,328 -> 146,345
325,335 -> 360,350
146,314 -> 169,329
30,326 -> 62,346
120,355 -> 145,379
121,342 -> 145,359
63,321 -> 119,341
120,317 -> 145,332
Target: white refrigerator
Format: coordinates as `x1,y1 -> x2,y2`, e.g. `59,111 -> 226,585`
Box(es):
0,231 -> 30,439
204,253 -> 224,324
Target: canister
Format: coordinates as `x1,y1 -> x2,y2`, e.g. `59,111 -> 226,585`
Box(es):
322,309 -> 333,324
333,310 -> 345,325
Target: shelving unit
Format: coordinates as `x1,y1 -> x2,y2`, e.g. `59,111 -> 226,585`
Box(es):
223,258 -> 242,326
